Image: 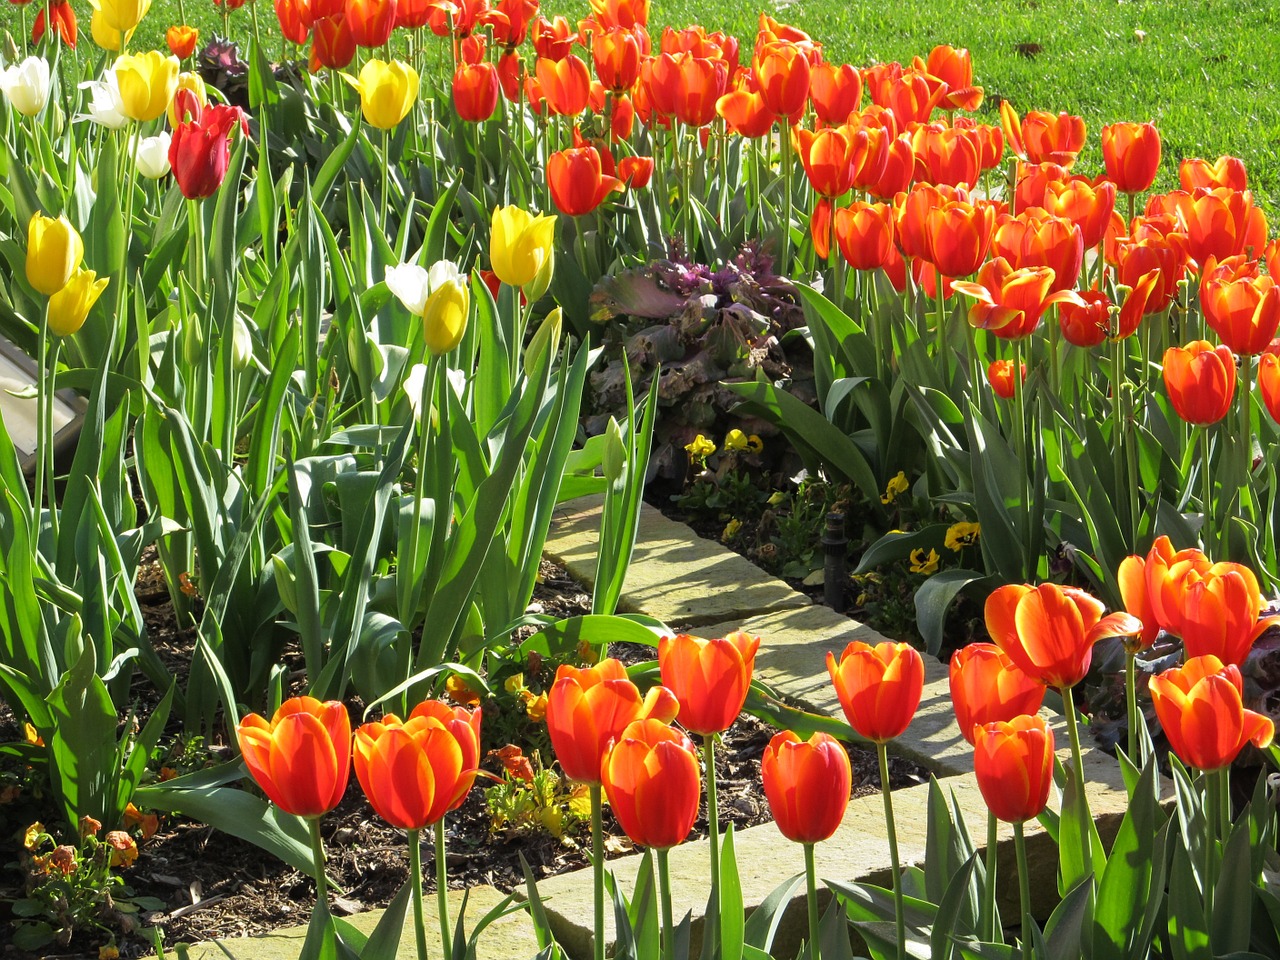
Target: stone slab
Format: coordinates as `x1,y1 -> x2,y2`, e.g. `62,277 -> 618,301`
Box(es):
545,496 -> 810,628
155,884 -> 542,960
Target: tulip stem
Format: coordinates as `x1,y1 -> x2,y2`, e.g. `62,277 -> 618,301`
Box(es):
703,735 -> 721,951
590,783 -> 605,960
980,811 -> 998,941
1061,685 -> 1094,879
44,338 -> 61,543
1110,335 -> 1133,549
382,128 -> 391,235
1204,768 -> 1218,919
1013,820 -> 1032,960
1201,426 -> 1215,553
308,818 -> 329,908
33,311 -> 49,538
1125,650 -> 1143,765
804,843 -> 821,960
1218,767 -> 1231,843
435,818 -> 450,960
656,847 -> 675,960
408,829 -> 429,960
400,354 -> 439,631
780,120 -> 794,271
936,278 -> 950,388
1238,354 -> 1254,529
877,742 -> 905,960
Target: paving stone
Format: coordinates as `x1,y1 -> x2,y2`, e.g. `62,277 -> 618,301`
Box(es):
545,496 -> 809,627
152,885 -> 541,960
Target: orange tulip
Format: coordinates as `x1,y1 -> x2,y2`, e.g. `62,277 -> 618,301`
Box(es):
795,126 -> 858,199
237,697 -> 351,818
865,133 -> 914,200
925,44 -> 983,112
601,718 -> 701,849
353,701 -> 481,830
1170,187 -> 1268,271
866,64 -> 944,125
594,27 -> 642,93
985,583 -> 1140,689
912,122 -> 981,188
1140,536 -> 1211,636
166,24 -> 200,58
1114,236 -> 1185,316
1101,121 -> 1161,194
344,0 -> 394,47
755,40 -> 809,118
985,358 -> 1025,399
619,155 -> 653,188
810,197 -> 834,260
923,198 -> 996,279
835,201 -> 895,272
531,15 -> 578,60
536,54 -> 591,115
1261,352 -> 1280,424
952,258 -> 1082,339
1041,177 -> 1116,250
1200,256 -> 1280,355
809,62 -> 862,125
973,715 -> 1054,823
1013,161 -> 1069,213
546,659 -> 678,784
453,62 -> 499,121
661,24 -> 737,61
826,640 -> 924,743
1116,269 -> 1164,340
671,53 -> 728,127
1058,289 -> 1111,347
309,13 -> 355,71
716,86 -> 773,138
1149,655 -> 1273,770
1163,341 -> 1235,425
547,144 -> 623,216
992,212 -> 1084,292
761,731 -> 851,844
953,117 -> 1004,171
1017,110 -> 1086,168
950,643 -> 1045,744
588,0 -> 648,30
1175,562 -> 1279,666
658,631 -> 760,735
1180,155 -> 1247,193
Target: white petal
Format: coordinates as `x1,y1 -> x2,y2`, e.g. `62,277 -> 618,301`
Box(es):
385,264 -> 431,316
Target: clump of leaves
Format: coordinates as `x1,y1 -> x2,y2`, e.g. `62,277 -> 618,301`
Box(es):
484,748 -> 591,842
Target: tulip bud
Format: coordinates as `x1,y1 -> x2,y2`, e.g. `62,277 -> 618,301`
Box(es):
47,269 -> 109,337
26,213 -> 84,297
524,306 -> 562,369
232,314 -> 253,370
114,51 -> 181,123
91,9 -> 126,50
603,416 -> 626,484
422,261 -> 469,355
0,56 -> 52,117
490,205 -> 557,291
182,314 -> 203,366
134,131 -> 172,179
99,0 -> 152,34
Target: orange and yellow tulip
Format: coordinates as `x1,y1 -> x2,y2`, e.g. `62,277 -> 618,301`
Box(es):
973,715 -> 1054,823
826,641 -> 924,743
237,697 -> 351,818
453,62 -> 499,121
601,718 -> 701,849
809,62 -> 862,126
1175,562 -> 1278,666
992,212 -> 1084,292
1169,187 -> 1268,271
1041,177 -> 1117,251
658,631 -> 760,735
761,731 -> 851,844
1101,121 -> 1161,194
1261,352 -> 1280,425
755,40 -> 809,118
985,358 -> 1025,399
594,27 -> 642,93
344,0 -> 393,47
536,54 -> 591,115
834,201 -> 894,272
547,144 -> 623,216
1179,155 -> 1247,193
1005,108 -> 1086,168
1200,256 -> 1280,355
925,44 -> 983,111
951,258 -> 1080,339
1058,289 -> 1111,347
923,197 -> 997,279
912,122 -> 981,188
950,642 -> 1045,744
1162,341 -> 1235,425
1149,655 -> 1273,770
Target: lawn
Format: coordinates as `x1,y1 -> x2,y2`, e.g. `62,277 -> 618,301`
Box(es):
4,0 -> 1279,211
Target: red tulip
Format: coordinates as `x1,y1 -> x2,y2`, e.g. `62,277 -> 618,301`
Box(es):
761,731 -> 851,844
1180,156 -> 1247,193
33,0 -> 76,45
1200,256 -> 1280,355
619,155 -> 653,188
827,640 -> 924,743
1260,352 -> 1280,424
973,715 -> 1054,823
952,257 -> 1081,339
1162,341 -> 1235,425
985,358 -> 1025,399
344,0 -> 395,47
755,40 -> 810,118
1102,122 -> 1161,193
453,62 -> 499,121
864,133 -> 914,200
809,62 -> 862,126
924,198 -> 996,279
658,631 -> 759,735
237,697 -> 351,818
601,718 -> 700,849
309,13 -> 355,70
169,100 -> 249,200
835,201 -> 895,272
1149,655 -> 1273,770
547,144 -> 623,216
531,15 -> 578,60
1058,289 -> 1111,347
949,643 -> 1045,744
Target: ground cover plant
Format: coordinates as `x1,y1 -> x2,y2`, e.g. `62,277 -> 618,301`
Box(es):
2,0 -> 1280,956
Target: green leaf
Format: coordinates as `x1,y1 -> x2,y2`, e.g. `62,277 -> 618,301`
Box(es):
519,615 -> 666,657
1039,877 -> 1093,960
719,825 -> 744,960
743,873 -> 806,953
1212,817 -> 1254,955
1167,841 -> 1210,960
914,570 -> 992,657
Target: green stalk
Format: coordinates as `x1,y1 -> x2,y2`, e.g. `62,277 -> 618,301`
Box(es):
33,310 -> 49,537
308,818 -> 329,907
1061,685 -> 1093,879
1238,354 -> 1254,527
878,742 -> 905,960
435,819 -> 450,960
703,735 -> 721,951
1013,821 -> 1032,960
1204,768 -> 1218,920
1201,426 -> 1215,553
804,843 -> 821,960
1125,649 -> 1142,764
408,829 -> 429,960
681,125 -> 694,254
780,120 -> 794,270
1110,335 -> 1131,547
382,128 -> 392,235
399,355 -> 440,629
591,784 -> 605,960
44,339 -> 60,543
1011,337 -> 1031,579
980,811 -> 998,941
656,847 -> 675,960
1217,767 -> 1231,842
936,280 -> 949,387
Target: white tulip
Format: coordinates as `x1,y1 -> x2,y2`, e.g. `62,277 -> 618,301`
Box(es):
231,314 -> 253,370
386,260 -> 468,318
0,57 -> 52,118
134,131 -> 172,179
403,363 -> 427,422
76,73 -> 129,129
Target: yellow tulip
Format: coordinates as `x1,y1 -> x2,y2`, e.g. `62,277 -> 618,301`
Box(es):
94,0 -> 151,33
26,213 -> 84,297
114,51 -> 180,122
167,70 -> 206,126
90,10 -> 127,51
490,205 -> 557,293
48,270 -> 110,338
347,59 -> 418,130
422,263 -> 469,355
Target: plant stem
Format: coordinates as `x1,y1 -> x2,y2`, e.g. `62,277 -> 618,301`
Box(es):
936,282 -> 949,387
780,120 -> 794,270
1011,336 -> 1030,579
1238,354 -> 1253,530
1013,821 -> 1032,960
591,783 -> 605,960
382,128 -> 392,235
1218,767 -> 1231,841
878,742 -> 905,960
656,847 -> 675,960
34,310 -> 49,537
1062,685 -> 1093,879
435,819 -> 450,960
1204,768 -> 1218,920
308,818 -> 329,907
408,829 -> 429,960
980,811 -> 998,941
1125,650 -> 1141,763
703,735 -> 721,950
1110,335 -> 1130,547
1201,426 -> 1215,554
804,843 -> 822,960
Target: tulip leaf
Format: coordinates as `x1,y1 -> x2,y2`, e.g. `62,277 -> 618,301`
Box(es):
929,854 -> 979,960
1167,841 -> 1210,960
1211,817 -> 1254,955
1039,876 -> 1093,960
914,570 -> 992,657
820,893 -> 856,960
1094,762 -> 1160,960
718,825 -> 744,960
744,873 -> 806,953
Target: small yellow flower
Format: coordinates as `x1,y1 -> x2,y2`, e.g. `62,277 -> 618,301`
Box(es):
23,723 -> 43,746
721,518 -> 742,542
567,783 -> 593,818
945,522 -> 981,552
105,830 -> 138,868
684,434 -> 716,462
524,692 -> 548,722
446,674 -> 482,707
909,548 -> 940,575
503,673 -> 526,695
746,434 -> 764,453
767,490 -> 786,506
23,822 -> 44,851
79,815 -> 103,839
723,429 -> 748,452
880,470 -> 909,505
100,946 -> 121,960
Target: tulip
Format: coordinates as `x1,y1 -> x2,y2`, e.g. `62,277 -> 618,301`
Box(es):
619,155 -> 653,189
347,59 -> 418,129
926,44 -> 983,112
600,718 -> 700,849
236,696 -> 352,818
167,71 -> 207,125
912,121 -> 982,188
47,269 -> 109,338
992,212 -> 1084,292
1042,177 -> 1117,250
0,56 -> 51,117
385,261 -> 470,355
169,102 -> 248,199
535,54 -> 591,115
490,205 -> 556,295
90,10 -> 125,50
134,131 -> 172,178
452,62 -> 499,121
1141,536 -> 1211,636
834,201 -> 895,272
1019,110 -> 1087,167
276,0 -> 310,43
1175,562 -> 1278,666
1114,236 -> 1184,317
755,40 -> 809,118
344,0 -> 394,47
658,631 -> 758,735
1149,655 -> 1273,771
716,85 -> 772,138
547,145 -> 623,217
1163,341 -> 1235,425
973,714 -> 1054,822
1058,289 -> 1111,347
924,198 -> 996,279
114,51 -> 180,123
761,731 -> 850,844
1101,121 -> 1161,194
95,0 -> 150,33
1200,256 -> 1280,356
865,133 -> 914,200
165,23 -> 199,57
826,640 -> 923,743
1180,155 -> 1247,193
26,213 -> 84,297
33,0 -> 77,45
77,72 -> 129,127
588,0 -> 647,30
1117,553 -> 1161,651
1261,352 -> 1280,424
986,358 -> 1025,399
866,64 -> 944,124
948,643 -> 1045,745
795,126 -> 858,199
310,14 -> 355,70
1170,187 -> 1268,271
531,15 -> 578,60
353,701 -> 481,829
952,258 -> 1081,340
594,27 -> 642,93
809,62 -> 861,125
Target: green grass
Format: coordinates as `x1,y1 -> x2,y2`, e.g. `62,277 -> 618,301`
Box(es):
4,0 -> 1279,213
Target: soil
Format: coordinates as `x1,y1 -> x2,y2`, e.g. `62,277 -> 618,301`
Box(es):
0,558 -> 929,960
